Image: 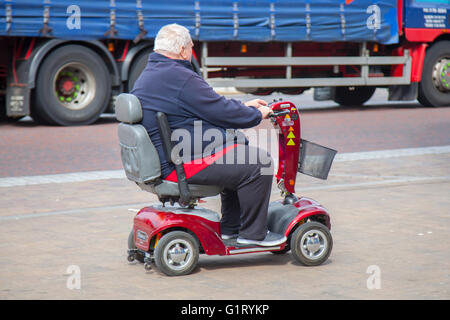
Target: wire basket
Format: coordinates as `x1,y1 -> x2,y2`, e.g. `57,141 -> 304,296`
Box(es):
298,139 -> 337,180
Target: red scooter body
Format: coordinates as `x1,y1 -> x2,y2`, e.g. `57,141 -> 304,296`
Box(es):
133,206 -> 288,256
129,101 -> 334,276
133,196 -> 330,256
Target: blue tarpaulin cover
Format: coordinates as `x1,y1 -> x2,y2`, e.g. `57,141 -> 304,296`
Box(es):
0,0 -> 399,44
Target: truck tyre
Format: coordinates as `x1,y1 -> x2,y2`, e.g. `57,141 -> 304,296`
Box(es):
127,49 -> 152,92
34,44 -> 111,126
333,86 -> 375,106
128,50 -> 201,92
236,87 -> 274,95
279,88 -> 305,95
418,41 -> 450,108
191,55 -> 202,76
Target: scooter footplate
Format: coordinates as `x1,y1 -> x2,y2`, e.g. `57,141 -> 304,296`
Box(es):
222,239 -> 285,255
222,238 -> 251,247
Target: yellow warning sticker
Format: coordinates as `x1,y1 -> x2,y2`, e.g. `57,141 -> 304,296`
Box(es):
287,132 -> 295,139
287,139 -> 295,146
285,114 -> 291,119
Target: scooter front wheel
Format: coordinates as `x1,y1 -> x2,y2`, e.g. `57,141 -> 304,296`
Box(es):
154,231 -> 199,276
290,222 -> 332,266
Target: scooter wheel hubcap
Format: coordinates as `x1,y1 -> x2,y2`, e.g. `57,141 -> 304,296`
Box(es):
300,229 -> 327,260
163,239 -> 193,270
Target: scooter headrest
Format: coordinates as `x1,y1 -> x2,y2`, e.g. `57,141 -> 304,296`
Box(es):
115,93 -> 143,124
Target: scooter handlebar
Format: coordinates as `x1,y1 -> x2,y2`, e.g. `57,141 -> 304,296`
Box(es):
269,110 -> 290,118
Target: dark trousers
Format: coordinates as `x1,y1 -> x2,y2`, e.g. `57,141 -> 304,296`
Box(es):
187,144 -> 273,240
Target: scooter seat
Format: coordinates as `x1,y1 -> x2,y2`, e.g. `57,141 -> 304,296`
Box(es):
115,93 -> 223,201
137,180 -> 222,198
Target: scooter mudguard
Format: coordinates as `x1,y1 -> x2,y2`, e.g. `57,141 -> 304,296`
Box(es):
267,197 -> 331,237
133,204 -> 227,255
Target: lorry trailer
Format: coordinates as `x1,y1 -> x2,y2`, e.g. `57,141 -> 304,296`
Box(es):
0,0 -> 448,126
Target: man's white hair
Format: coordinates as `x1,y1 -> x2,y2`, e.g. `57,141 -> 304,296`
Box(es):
154,24 -> 192,54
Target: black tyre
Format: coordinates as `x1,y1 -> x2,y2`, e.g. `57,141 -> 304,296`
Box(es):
0,96 -> 6,122
127,49 -> 152,92
128,230 -> 145,263
333,86 -> 376,106
279,88 -> 305,95
290,222 -> 332,266
128,49 -> 201,91
154,231 -> 199,276
34,44 -> 111,126
418,41 -> 450,107
191,55 -> 202,76
236,87 -> 274,95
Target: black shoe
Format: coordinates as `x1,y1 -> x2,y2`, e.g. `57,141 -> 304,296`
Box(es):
237,231 -> 287,247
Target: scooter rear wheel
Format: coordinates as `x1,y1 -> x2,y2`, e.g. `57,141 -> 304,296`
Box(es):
128,230 -> 145,263
290,222 -> 332,266
154,231 -> 199,276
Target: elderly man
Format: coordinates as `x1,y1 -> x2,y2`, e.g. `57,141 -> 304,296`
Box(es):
131,24 -> 286,247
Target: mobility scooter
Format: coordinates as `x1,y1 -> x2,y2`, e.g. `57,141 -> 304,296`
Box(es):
115,93 -> 337,276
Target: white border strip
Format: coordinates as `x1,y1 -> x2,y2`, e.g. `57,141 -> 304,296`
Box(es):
300,175 -> 450,192
0,170 -> 125,188
0,145 -> 449,188
334,145 -> 450,162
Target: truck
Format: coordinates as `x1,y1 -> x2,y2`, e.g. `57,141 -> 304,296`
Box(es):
0,0 -> 449,126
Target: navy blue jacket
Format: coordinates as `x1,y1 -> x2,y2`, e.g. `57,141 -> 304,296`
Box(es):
131,52 -> 262,178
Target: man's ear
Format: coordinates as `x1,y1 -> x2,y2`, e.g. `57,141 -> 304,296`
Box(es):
180,47 -> 188,60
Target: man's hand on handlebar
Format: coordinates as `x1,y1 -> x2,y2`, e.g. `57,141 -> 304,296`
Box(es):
243,98 -> 273,119
244,98 -> 268,109
258,106 -> 273,119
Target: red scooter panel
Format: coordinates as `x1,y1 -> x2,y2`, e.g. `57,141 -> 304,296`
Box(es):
134,206 -> 227,255
270,101 -> 301,194
134,205 -> 288,256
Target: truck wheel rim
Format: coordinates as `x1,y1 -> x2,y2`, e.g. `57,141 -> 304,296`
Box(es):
163,239 -> 193,271
300,229 -> 328,260
432,58 -> 450,93
53,63 -> 96,111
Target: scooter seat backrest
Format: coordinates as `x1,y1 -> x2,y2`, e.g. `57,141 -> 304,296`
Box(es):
115,93 -> 161,184
115,93 -> 142,124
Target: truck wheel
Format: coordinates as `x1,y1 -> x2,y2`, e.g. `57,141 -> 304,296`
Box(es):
290,222 -> 332,266
236,87 -> 274,95
127,50 -> 201,92
191,55 -> 202,76
279,88 -> 305,95
128,230 -> 145,263
34,44 -> 111,125
154,231 -> 199,276
418,41 -> 450,108
333,86 -> 375,106
127,49 -> 152,92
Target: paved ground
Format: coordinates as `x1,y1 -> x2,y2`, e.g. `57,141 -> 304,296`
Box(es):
0,148 -> 448,299
0,89 -> 449,300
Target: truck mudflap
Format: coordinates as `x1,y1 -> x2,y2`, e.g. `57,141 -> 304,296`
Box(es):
389,83 -> 419,101
6,85 -> 30,118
